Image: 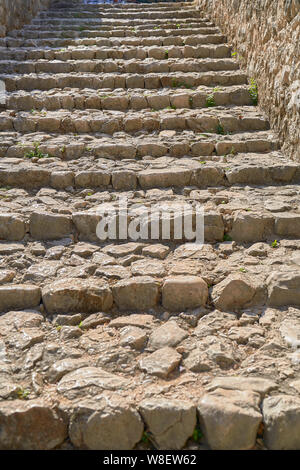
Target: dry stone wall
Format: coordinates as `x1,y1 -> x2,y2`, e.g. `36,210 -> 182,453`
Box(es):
195,0 -> 300,160
0,0 -> 52,37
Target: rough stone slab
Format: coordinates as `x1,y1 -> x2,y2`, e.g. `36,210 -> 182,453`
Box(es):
0,213 -> 26,241
262,395 -> 300,450
42,279 -> 113,314
139,398 -> 196,450
139,347 -> 181,378
30,212 -> 73,240
198,388 -> 262,450
0,285 -> 41,312
206,376 -> 277,397
162,275 -> 208,311
267,271 -> 300,307
0,400 -> 67,450
69,398 -> 143,450
148,321 -> 188,350
112,276 -> 160,311
211,274 -> 260,311
57,367 -> 129,399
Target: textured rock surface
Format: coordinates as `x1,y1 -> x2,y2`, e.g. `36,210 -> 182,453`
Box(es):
69,398 -> 143,450
0,0 -> 51,37
196,0 -> 300,160
0,400 -> 67,450
198,388 -> 262,450
262,395 -> 300,450
139,398 -> 196,449
0,0 -> 299,451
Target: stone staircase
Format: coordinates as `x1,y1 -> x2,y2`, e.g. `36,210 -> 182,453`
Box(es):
0,0 -> 300,451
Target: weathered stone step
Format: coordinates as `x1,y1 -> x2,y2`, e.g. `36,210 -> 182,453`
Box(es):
29,18 -> 212,28
0,130 -> 278,160
37,10 -> 201,21
0,107 -> 269,135
2,33 -> 226,49
7,26 -> 219,40
1,71 -> 247,92
1,184 -> 300,246
0,58 -> 239,76
5,85 -> 253,112
42,3 -> 192,13
0,44 -> 230,62
0,150 -> 296,194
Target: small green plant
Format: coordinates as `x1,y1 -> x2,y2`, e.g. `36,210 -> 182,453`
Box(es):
223,233 -> 232,242
165,50 -> 169,59
24,143 -> 50,159
206,93 -> 216,107
78,321 -> 83,329
231,51 -> 237,57
216,123 -> 225,135
239,267 -> 247,273
192,426 -> 203,442
271,239 -> 279,248
141,431 -> 150,444
249,78 -> 258,106
17,388 -> 30,400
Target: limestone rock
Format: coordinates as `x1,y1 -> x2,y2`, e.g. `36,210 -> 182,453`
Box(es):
42,279 -> 113,314
0,400 -> 67,450
109,314 -> 155,329
0,213 -> 26,241
198,388 -> 262,450
267,271 -> 300,307
112,276 -> 160,311
206,376 -> 277,397
162,276 -> 208,311
139,398 -> 196,449
139,347 -> 181,378
0,285 -> 41,312
148,321 -> 188,350
69,398 -> 143,450
262,395 -> 300,450
142,244 -> 170,259
30,212 -> 72,240
57,367 -> 129,399
119,326 -> 148,350
211,274 -> 259,311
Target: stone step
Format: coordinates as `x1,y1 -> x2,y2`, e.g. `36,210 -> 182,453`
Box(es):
0,107 -> 270,135
0,129 -> 278,160
0,58 -> 239,75
1,33 -> 227,48
1,182 -> 300,245
37,10 -> 201,20
0,43 -> 230,62
1,71 -> 247,92
41,3 -> 193,13
5,85 -> 253,112
1,0 -> 300,453
7,26 -> 219,39
0,151 -> 296,193
29,18 -> 212,28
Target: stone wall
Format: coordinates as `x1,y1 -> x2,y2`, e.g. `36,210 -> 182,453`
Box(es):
195,0 -> 300,160
0,0 -> 53,37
